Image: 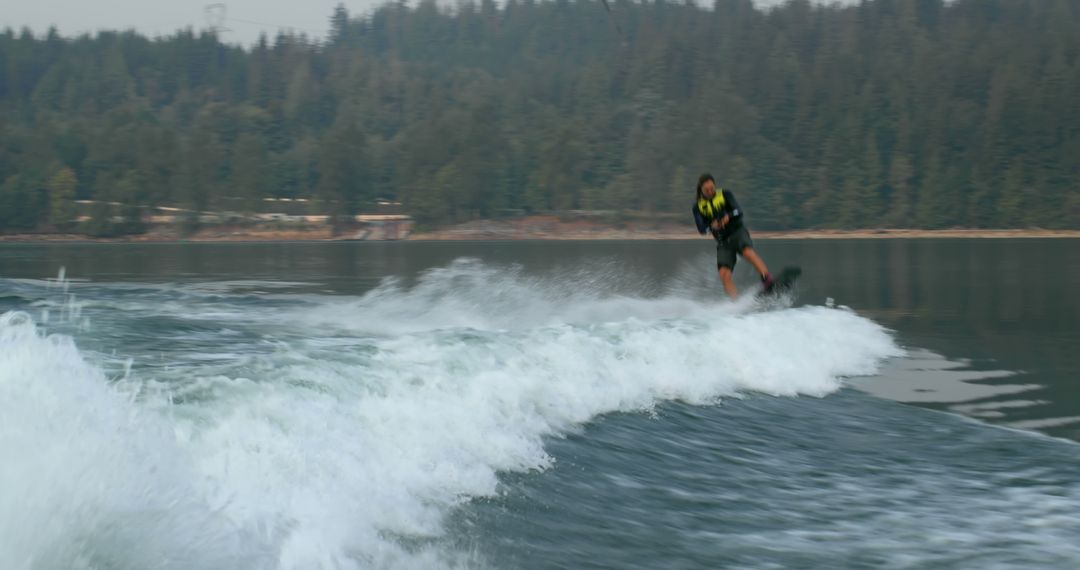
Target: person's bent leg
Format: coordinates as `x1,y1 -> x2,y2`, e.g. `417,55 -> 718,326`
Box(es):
741,247 -> 770,279
718,266 -> 738,299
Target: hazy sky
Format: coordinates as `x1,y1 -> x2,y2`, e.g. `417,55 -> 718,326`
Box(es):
3,0 -> 848,46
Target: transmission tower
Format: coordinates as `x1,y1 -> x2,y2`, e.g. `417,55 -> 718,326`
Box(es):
204,3 -> 230,35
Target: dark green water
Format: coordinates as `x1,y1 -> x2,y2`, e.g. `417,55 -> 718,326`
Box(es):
0,239 -> 1078,569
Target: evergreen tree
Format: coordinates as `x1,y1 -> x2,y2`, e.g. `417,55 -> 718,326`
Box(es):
47,167 -> 78,230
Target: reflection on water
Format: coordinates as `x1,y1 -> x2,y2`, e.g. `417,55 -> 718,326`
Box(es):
857,348 -> 1030,404
852,347 -> 1080,435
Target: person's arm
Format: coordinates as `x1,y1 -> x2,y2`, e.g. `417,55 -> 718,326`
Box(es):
719,189 -> 743,227
692,205 -> 709,234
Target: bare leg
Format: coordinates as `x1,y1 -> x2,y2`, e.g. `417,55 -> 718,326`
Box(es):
741,247 -> 770,279
718,266 -> 738,299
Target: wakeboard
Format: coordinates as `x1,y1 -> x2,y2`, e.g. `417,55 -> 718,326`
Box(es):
756,265 -> 802,299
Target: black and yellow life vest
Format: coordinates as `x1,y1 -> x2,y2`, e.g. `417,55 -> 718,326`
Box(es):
696,191 -> 726,220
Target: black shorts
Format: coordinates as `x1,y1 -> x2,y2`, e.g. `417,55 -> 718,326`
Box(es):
716,226 -> 754,270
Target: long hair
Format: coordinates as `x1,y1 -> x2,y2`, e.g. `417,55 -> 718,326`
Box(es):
696,173 -> 715,201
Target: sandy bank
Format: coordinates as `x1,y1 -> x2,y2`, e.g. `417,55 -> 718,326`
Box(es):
1,220 -> 1077,243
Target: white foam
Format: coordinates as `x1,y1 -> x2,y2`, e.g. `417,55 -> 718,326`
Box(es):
164,308 -> 899,568
0,259 -> 903,569
292,258 -> 760,336
0,312 -> 274,570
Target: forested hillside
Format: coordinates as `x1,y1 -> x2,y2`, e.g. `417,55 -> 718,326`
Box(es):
1,0 -> 1077,234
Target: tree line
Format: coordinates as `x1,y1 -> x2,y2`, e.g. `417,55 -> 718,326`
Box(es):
1,0 -> 1077,235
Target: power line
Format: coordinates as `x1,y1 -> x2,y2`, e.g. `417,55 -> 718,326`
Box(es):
203,3 -> 326,37
227,16 -> 325,36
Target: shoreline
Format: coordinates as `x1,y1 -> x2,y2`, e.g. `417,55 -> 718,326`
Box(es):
411,228 -> 1080,241
1,226 -> 1078,243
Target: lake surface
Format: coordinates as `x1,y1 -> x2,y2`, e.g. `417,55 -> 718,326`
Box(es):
1,239 -> 1078,569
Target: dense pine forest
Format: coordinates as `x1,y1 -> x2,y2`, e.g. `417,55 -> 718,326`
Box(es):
1,0 -> 1077,235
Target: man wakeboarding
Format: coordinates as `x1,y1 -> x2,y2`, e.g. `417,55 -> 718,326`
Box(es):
691,173 -> 782,299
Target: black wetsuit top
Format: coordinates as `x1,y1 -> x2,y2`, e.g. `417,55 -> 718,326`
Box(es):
692,189 -> 745,241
